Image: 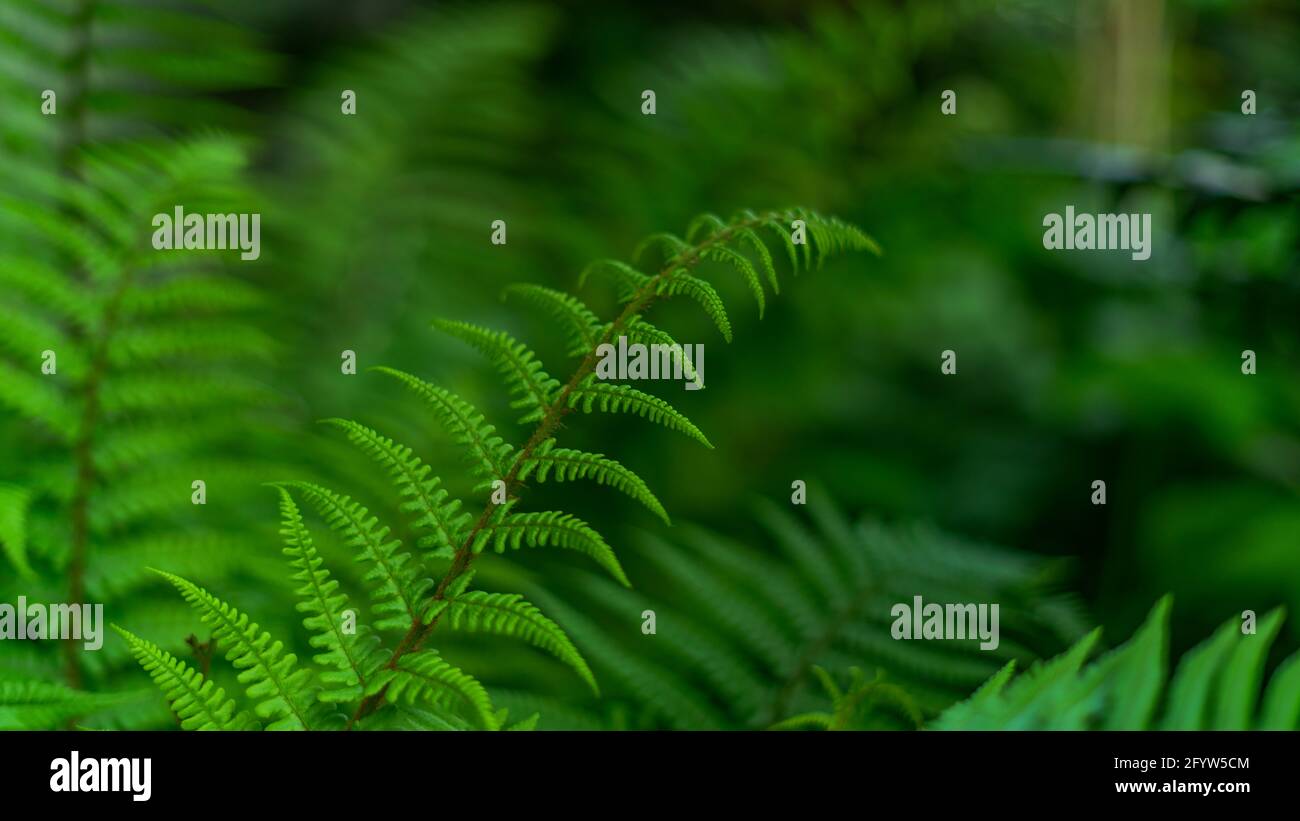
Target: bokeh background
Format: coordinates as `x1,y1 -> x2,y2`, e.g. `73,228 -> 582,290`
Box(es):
1,0 -> 1298,728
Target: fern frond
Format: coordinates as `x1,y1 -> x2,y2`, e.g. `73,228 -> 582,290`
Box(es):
761,217 -> 800,274
632,232 -> 690,264
517,439 -> 669,524
653,271 -> 733,342
734,226 -> 779,293
109,319 -> 274,368
686,212 -> 728,242
118,275 -> 264,318
92,415 -> 254,477
88,460 -> 295,533
153,570 -> 323,730
277,480 -> 429,631
768,713 -> 833,730
702,245 -> 765,317
0,482 -> 34,578
0,255 -> 94,326
0,302 -> 76,373
367,650 -> 498,729
637,533 -> 800,674
935,597 -> 1300,731
0,680 -> 136,731
565,376 -> 712,448
474,510 -> 629,586
432,319 -> 560,424
1259,653 -> 1300,730
0,360 -> 76,438
99,371 -> 277,415
354,704 -> 476,731
272,487 -> 389,702
320,418 -> 473,556
84,533 -> 281,601
579,572 -> 768,723
370,366 -> 513,483
527,589 -> 728,729
430,590 -> 598,694
502,284 -> 602,358
773,667 -> 922,730
620,316 -> 703,388
521,491 -> 1081,729
505,712 -> 540,730
488,689 -> 607,730
113,627 -> 256,730
579,258 -> 651,302
754,499 -> 851,607
762,208 -> 882,271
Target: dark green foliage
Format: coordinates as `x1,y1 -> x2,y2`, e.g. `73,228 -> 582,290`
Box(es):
494,490 -> 1085,729
771,667 -> 924,731
936,598 -> 1300,730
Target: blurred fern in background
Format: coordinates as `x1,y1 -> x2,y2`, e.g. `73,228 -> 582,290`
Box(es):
0,0 -> 288,728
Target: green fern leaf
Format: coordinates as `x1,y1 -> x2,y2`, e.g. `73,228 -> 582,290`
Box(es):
113,626 -> 256,730
517,439 -> 669,524
734,226 -> 779,293
619,316 -> 703,388
632,232 -> 690,264
271,487 -> 389,702
277,479 -> 429,631
0,680 -> 138,731
579,259 -> 651,302
0,482 -> 34,578
527,589 -> 727,729
368,650 -> 498,730
370,366 -> 513,483
1258,653 -> 1300,730
937,599 -> 1300,731
432,319 -> 560,424
0,255 -> 95,326
702,245 -> 765,317
762,218 -> 801,275
502,284 -> 602,358
321,418 -> 472,556
153,570 -> 323,730
0,360 -> 76,438
474,510 -> 629,586
1214,608 -> 1285,729
565,376 -> 712,448
1161,619 -> 1241,729
769,713 -> 834,730
654,271 -> 733,342
685,212 -> 728,242
505,712 -> 541,730
433,590 -> 598,694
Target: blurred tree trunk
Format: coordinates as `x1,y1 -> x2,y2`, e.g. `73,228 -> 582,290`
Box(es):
1076,0 -> 1170,152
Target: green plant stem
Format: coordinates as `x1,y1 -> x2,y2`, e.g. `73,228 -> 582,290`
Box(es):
347,212 -> 778,727
66,276 -> 131,688
60,0 -> 99,690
